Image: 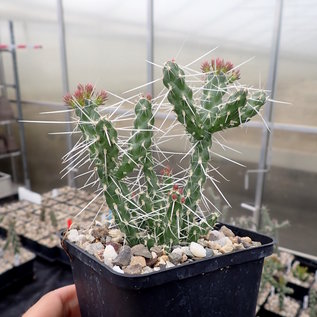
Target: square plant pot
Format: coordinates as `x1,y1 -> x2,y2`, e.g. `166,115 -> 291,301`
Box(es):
61,223 -> 273,317
261,294 -> 301,317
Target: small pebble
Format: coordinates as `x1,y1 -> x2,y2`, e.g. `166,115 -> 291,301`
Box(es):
68,229 -> 79,243
207,230 -> 225,241
166,261 -> 175,268
181,246 -> 194,258
86,234 -> 95,243
108,229 -> 124,243
103,245 -> 117,266
150,246 -> 163,257
205,248 -> 214,257
233,243 -> 245,251
220,243 -> 234,254
168,252 -> 182,265
113,245 -> 131,267
171,248 -> 183,256
190,242 -> 206,258
130,256 -> 146,268
85,242 -> 104,255
142,266 -> 153,274
241,236 -> 252,244
131,244 -> 152,259
181,253 -> 188,263
220,225 -> 235,238
217,237 -> 232,247
112,265 -> 124,274
124,264 -> 143,275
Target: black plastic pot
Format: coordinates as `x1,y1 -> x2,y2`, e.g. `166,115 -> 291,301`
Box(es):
61,223 -> 273,317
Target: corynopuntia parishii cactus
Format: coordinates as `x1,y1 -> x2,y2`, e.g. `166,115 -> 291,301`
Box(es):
64,58 -> 268,248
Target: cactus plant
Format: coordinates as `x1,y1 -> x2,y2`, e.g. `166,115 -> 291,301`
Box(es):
309,284 -> 317,317
64,58 -> 267,249
4,218 -> 21,255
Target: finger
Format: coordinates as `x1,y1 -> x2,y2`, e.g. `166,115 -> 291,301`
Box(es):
23,284 -> 81,317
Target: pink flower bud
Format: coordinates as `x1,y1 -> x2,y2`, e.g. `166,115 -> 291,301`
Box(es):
96,90 -> 108,105
85,83 -> 94,95
225,61 -> 233,71
63,93 -> 73,106
171,193 -> 177,201
74,89 -> 82,99
201,61 -> 211,73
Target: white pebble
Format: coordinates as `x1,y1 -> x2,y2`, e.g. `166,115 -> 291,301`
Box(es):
190,242 -> 206,258
68,229 -> 79,242
166,261 -> 175,268
103,245 -> 118,266
172,248 -> 183,256
112,265 -> 124,274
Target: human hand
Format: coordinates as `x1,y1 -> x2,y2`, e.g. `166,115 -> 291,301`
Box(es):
23,284 -> 81,317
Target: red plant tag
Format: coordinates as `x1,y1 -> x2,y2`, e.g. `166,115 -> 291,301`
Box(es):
67,218 -> 72,229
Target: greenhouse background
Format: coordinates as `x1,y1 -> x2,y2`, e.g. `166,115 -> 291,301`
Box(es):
0,1 -> 316,316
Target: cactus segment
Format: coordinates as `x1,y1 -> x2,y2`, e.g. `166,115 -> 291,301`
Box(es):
65,58 -> 267,248
163,61 -> 204,140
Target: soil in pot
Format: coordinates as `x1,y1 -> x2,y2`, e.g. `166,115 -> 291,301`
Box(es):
263,294 -> 300,317
62,223 -> 273,317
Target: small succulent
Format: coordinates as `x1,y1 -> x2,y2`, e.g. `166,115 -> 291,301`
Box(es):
4,218 -> 21,255
309,284 -> 317,317
275,273 -> 294,311
261,254 -> 285,292
292,262 -> 310,282
64,58 -> 267,249
49,210 -> 58,228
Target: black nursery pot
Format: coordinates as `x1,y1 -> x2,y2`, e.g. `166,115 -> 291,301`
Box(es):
61,223 -> 273,317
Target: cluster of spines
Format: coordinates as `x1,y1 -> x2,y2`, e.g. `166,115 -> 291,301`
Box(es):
65,58 -> 267,248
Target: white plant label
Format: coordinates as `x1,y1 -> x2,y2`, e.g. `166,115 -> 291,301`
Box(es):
18,186 -> 41,204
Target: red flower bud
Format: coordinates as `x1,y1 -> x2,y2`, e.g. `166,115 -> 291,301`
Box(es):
173,184 -> 178,190
181,197 -> 185,204
178,188 -> 183,195
171,193 -> 177,201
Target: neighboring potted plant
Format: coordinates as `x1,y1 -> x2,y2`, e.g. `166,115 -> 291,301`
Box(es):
298,282 -> 317,317
0,217 -> 35,293
263,273 -> 300,317
61,58 -> 273,316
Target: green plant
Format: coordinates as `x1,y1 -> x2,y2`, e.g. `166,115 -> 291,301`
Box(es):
275,273 -> 294,311
309,284 -> 317,317
64,58 -> 267,248
292,263 -> 310,282
261,254 -> 285,292
4,218 -> 21,255
40,207 -> 46,222
49,210 -> 58,228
